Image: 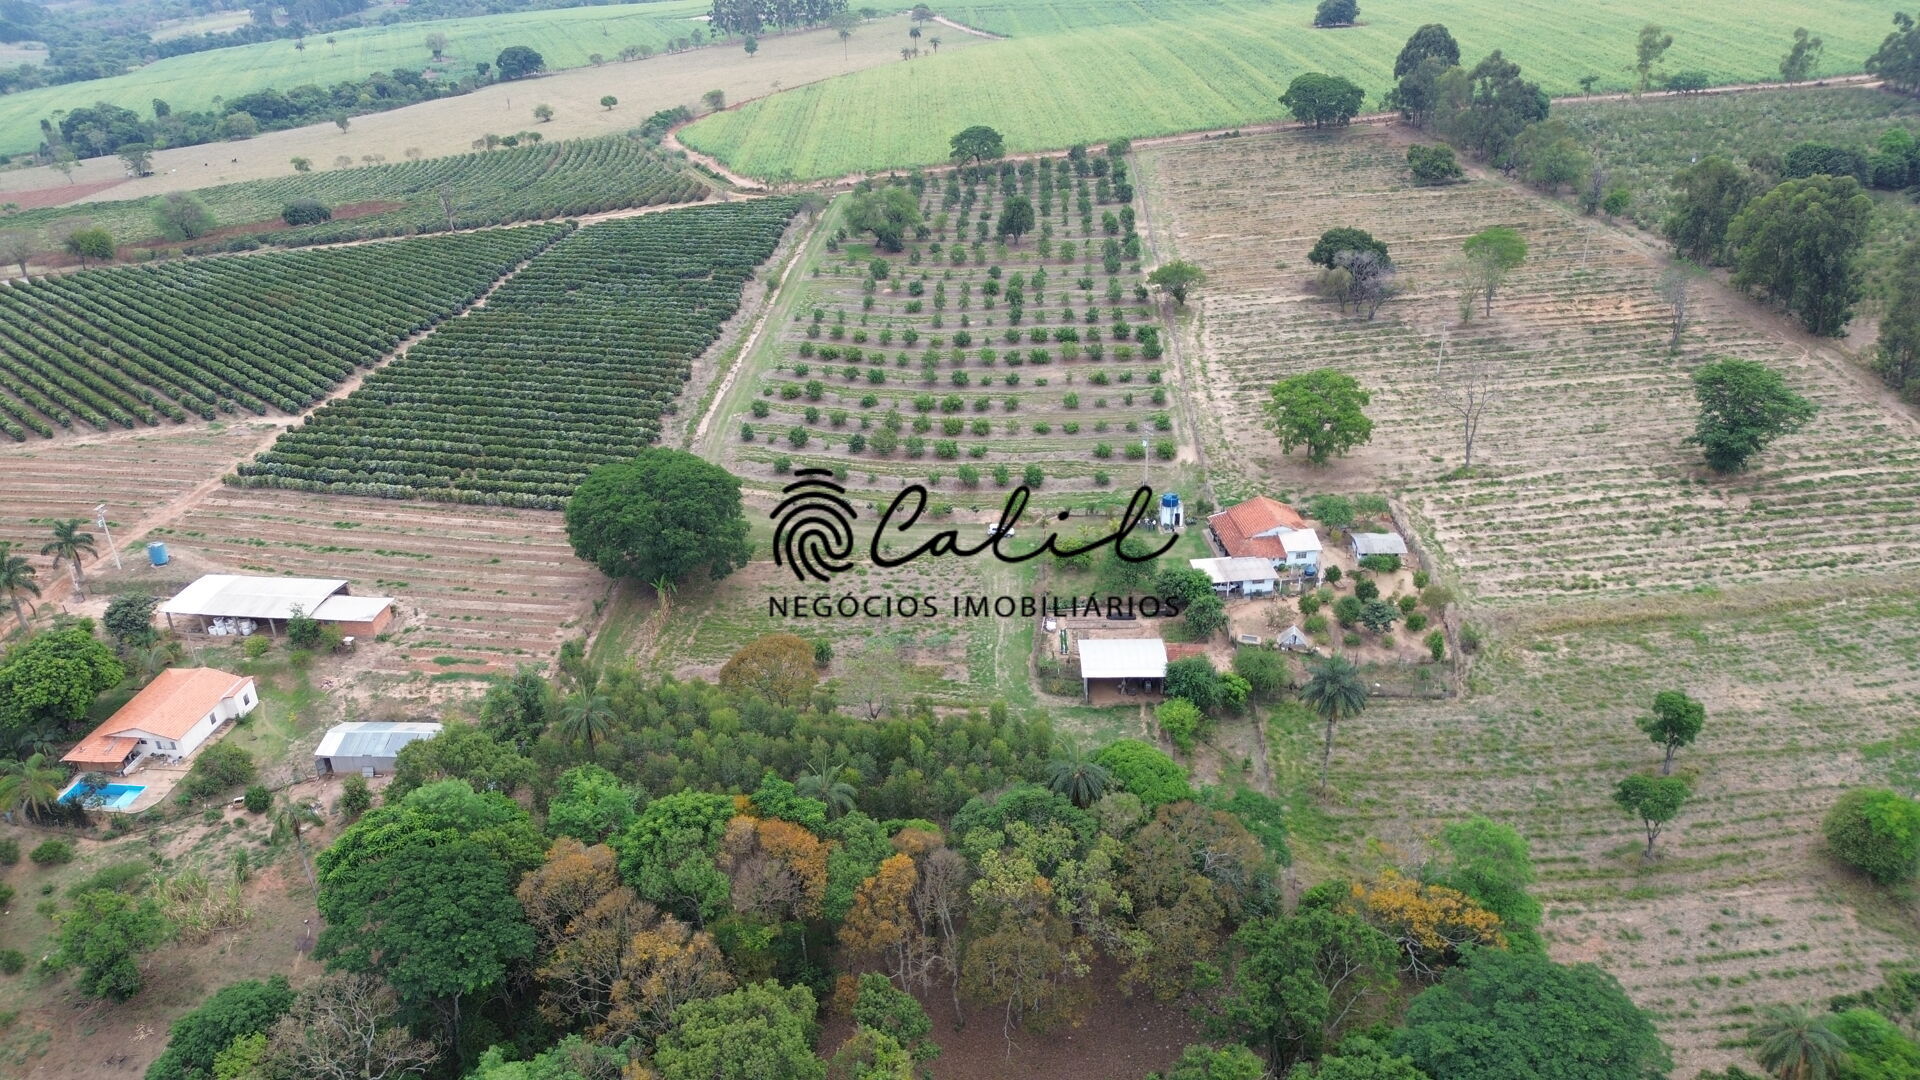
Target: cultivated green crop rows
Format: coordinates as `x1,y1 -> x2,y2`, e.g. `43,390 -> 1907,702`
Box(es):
7,133 -> 709,253
727,155 -> 1176,498
0,0 -> 711,157
0,224 -> 564,440
238,200 -> 799,507
683,0 -> 1910,180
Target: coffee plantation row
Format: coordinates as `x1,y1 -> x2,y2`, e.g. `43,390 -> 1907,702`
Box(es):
0,225 -> 566,440
236,199 -> 799,506
7,133 -> 710,255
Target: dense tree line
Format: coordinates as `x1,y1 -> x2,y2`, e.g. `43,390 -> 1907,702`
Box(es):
707,0 -> 848,35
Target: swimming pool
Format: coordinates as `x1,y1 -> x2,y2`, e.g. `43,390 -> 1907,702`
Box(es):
58,782 -> 145,811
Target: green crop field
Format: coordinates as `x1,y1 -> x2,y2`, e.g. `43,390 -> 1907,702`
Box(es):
0,0 -> 708,158
682,0 -> 1910,180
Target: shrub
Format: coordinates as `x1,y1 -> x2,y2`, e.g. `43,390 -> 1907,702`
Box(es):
0,838 -> 17,866
1157,698 -> 1206,753
0,884 -> 12,908
1359,553 -> 1401,573
178,743 -> 257,803
1426,630 -> 1446,661
1405,612 -> 1429,632
280,200 -> 332,226
29,840 -> 74,866
1164,656 -> 1222,712
286,605 -> 323,650
1093,740 -> 1192,809
0,950 -> 22,974
1324,565 -> 1343,585
242,635 -> 271,660
1333,595 -> 1364,627
242,785 -> 271,814
1353,577 -> 1380,602
1825,788 -> 1920,884
337,774 -> 373,821
1303,613 -> 1329,637
1413,570 -> 1431,589
1298,593 -> 1322,616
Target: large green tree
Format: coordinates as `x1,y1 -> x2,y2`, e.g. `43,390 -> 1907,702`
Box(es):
1867,12 -> 1920,95
612,790 -> 737,924
1683,358 -> 1816,473
1308,227 -> 1388,270
495,44 -> 546,79
1148,260 -> 1206,305
1728,174 -> 1874,335
1393,949 -> 1671,1080
844,184 -> 922,252
653,982 -> 826,1080
1394,24 -> 1459,77
0,622 -> 124,734
948,125 -> 1005,165
1440,51 -> 1547,162
1613,773 -> 1692,858
1265,369 -> 1373,464
1873,239 -> 1920,400
1205,905 -> 1398,1067
565,449 -> 753,585
1462,226 -> 1527,316
314,781 -> 539,1016
1282,73 -> 1366,127
1663,156 -> 1761,265
1750,1004 -> 1846,1080
1427,816 -> 1541,941
387,721 -> 538,800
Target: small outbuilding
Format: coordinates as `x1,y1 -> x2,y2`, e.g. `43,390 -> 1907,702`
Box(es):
1350,531 -> 1410,559
1077,638 -> 1168,702
314,721 -> 444,776
160,574 -> 395,637
63,667 -> 256,774
1275,625 -> 1313,652
1189,556 -> 1279,596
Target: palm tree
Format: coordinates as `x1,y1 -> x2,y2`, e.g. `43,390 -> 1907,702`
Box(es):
795,756 -> 856,818
929,35 -> 942,52
40,518 -> 97,598
908,25 -> 921,50
556,691 -> 616,750
134,637 -> 183,685
649,575 -> 678,619
1046,743 -> 1111,808
1300,655 -> 1368,790
0,753 -> 70,823
1751,1005 -> 1847,1080
0,541 -> 39,633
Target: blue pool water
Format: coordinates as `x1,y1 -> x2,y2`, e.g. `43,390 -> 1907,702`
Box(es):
58,782 -> 144,810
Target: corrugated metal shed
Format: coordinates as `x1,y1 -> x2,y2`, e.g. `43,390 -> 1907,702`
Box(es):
1189,557 -> 1278,585
161,575 -> 347,620
315,721 -> 443,770
1078,638 -> 1168,679
1350,532 -> 1409,556
310,595 -> 392,623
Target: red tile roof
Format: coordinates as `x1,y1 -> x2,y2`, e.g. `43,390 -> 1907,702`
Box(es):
62,735 -> 141,769
72,668 -> 251,744
1208,497 -> 1307,560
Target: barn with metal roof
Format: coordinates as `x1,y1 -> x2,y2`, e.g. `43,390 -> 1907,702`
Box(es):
159,574 -> 395,637
314,721 -> 443,776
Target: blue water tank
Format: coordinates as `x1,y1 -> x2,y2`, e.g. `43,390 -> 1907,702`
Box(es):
146,542 -> 169,567
1160,492 -> 1181,508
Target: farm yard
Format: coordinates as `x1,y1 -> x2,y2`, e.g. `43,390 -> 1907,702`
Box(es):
2,135 -> 707,258
681,0 -> 1914,180
1141,126 -> 1920,604
712,152 -> 1193,506
0,225 -> 563,438
240,200 -> 799,506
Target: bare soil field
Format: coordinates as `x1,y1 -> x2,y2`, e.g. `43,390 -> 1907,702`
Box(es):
0,15 -> 981,207
1141,127 -> 1920,605
1316,579 -> 1920,1075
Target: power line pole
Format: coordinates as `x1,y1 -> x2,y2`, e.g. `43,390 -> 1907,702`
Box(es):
94,503 -> 122,571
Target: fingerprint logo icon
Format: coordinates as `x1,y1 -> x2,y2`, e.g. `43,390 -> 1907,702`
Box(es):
772,469 -> 857,583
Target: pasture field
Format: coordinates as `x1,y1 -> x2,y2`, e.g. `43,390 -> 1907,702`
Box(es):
239,200 -> 800,506
1,134 -> 705,256
1561,86 -> 1920,301
712,156 -> 1190,505
1140,126 -> 1920,605
0,0 -> 711,157
681,0 -> 1911,180
0,224 -> 564,438
1313,579 -> 1920,1074
2,135 -> 703,254
0,14 -> 979,205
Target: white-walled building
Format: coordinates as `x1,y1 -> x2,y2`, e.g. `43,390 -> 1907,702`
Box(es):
62,668 -> 257,775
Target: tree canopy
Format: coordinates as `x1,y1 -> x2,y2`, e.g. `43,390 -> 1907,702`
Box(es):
1875,239 -> 1920,401
1824,787 -> 1920,884
1395,24 -> 1460,77
1308,227 -> 1388,269
845,184 -> 922,252
1148,260 -> 1206,305
147,976 -> 295,1080
653,982 -> 825,1080
1265,368 -> 1374,464
1663,156 -> 1760,265
56,888 -> 168,1000
1393,949 -> 1671,1080
0,622 -> 124,733
1282,72 -> 1366,127
1683,357 -> 1816,473
495,44 -> 545,79
565,449 -> 753,585
1636,689 -> 1705,774
1728,174 -> 1874,336
1867,12 -> 1920,95
1312,0 -> 1357,28
949,125 -> 1005,165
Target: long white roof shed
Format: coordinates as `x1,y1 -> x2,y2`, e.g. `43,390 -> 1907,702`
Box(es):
1350,532 -> 1410,557
159,574 -> 391,623
1078,638 -> 1169,679
1190,556 -> 1279,585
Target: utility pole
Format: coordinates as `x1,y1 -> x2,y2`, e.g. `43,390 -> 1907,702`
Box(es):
1141,437 -> 1150,489
94,503 -> 122,571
